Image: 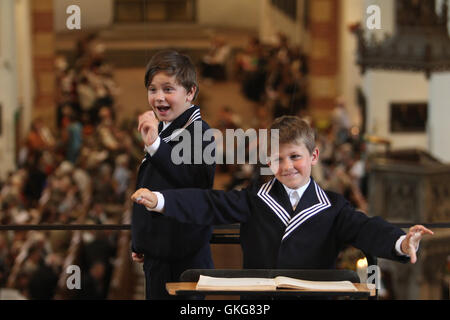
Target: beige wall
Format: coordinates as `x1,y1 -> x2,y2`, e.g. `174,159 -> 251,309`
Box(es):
54,0 -> 258,31
53,0 -> 114,32
259,0 -> 305,46
196,0 -> 260,30
52,0 -> 307,41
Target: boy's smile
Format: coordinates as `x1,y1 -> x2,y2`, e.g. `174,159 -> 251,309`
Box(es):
269,142 -> 319,189
148,72 -> 196,122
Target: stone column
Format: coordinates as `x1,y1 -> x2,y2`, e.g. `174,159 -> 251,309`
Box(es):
15,0 -> 34,141
31,0 -> 56,128
308,0 -> 339,122
0,0 -> 19,180
338,0 -> 363,127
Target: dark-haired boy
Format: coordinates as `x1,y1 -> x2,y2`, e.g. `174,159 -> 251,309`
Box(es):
133,116 -> 432,274
131,50 -> 215,299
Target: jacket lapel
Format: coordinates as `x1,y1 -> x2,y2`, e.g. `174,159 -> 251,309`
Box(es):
257,178 -> 290,226
257,178 -> 331,241
272,179 -> 295,217
292,180 -> 317,215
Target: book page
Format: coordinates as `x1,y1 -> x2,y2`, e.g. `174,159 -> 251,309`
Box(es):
196,275 -> 276,291
274,276 -> 357,291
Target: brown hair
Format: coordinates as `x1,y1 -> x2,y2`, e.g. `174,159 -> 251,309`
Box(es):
269,116 -> 316,154
144,50 -> 199,100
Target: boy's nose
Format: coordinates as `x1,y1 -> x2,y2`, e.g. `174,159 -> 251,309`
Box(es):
156,90 -> 165,102
280,159 -> 293,171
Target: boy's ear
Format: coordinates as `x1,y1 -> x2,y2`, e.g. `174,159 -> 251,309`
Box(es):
186,85 -> 197,102
311,148 -> 319,165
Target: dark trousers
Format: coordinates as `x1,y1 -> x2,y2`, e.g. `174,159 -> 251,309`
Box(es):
143,243 -> 214,300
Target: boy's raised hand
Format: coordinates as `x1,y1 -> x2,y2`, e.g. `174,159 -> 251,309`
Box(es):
400,225 -> 434,264
131,188 -> 158,209
138,111 -> 159,146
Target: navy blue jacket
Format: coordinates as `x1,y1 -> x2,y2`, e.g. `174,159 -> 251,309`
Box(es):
160,178 -> 409,268
131,106 -> 215,261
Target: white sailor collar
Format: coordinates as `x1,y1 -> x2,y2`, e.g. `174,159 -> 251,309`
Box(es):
160,104 -> 200,143
257,177 -> 331,241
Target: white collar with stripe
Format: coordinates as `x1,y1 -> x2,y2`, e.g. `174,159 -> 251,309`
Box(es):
257,178 -> 331,241
161,105 -> 200,143
159,104 -> 195,134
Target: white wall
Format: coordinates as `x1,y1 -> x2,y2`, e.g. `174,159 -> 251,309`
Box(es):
197,0 -> 260,30
429,73 -> 450,163
53,0 -> 114,32
362,70 -> 429,151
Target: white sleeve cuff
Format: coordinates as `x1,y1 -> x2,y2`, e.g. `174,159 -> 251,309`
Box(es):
395,235 -> 408,256
145,136 -> 161,156
395,234 -> 420,256
145,192 -> 165,213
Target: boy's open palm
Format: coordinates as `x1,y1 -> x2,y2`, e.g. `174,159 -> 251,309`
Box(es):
401,225 -> 434,264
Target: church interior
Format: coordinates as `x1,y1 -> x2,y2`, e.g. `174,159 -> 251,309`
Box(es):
0,0 -> 449,300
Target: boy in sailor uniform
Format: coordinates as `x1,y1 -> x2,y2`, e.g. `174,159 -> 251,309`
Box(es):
131,50 -> 215,299
132,116 -> 432,273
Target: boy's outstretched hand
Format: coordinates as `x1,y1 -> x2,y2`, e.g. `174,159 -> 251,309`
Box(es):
131,188 -> 158,209
138,111 -> 159,146
400,225 -> 434,264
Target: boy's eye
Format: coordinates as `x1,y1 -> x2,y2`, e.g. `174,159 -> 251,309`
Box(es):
290,154 -> 301,160
148,88 -> 156,93
163,87 -> 174,92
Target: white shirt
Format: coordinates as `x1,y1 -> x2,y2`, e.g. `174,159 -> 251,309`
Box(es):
282,179 -> 311,210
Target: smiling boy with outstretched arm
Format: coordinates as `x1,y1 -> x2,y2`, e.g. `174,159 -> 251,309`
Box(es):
132,116 -> 432,270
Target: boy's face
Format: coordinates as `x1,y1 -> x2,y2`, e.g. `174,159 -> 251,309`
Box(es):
147,72 -> 196,122
268,142 -> 319,189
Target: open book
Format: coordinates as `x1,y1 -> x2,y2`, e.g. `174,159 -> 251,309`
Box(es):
196,275 -> 357,292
